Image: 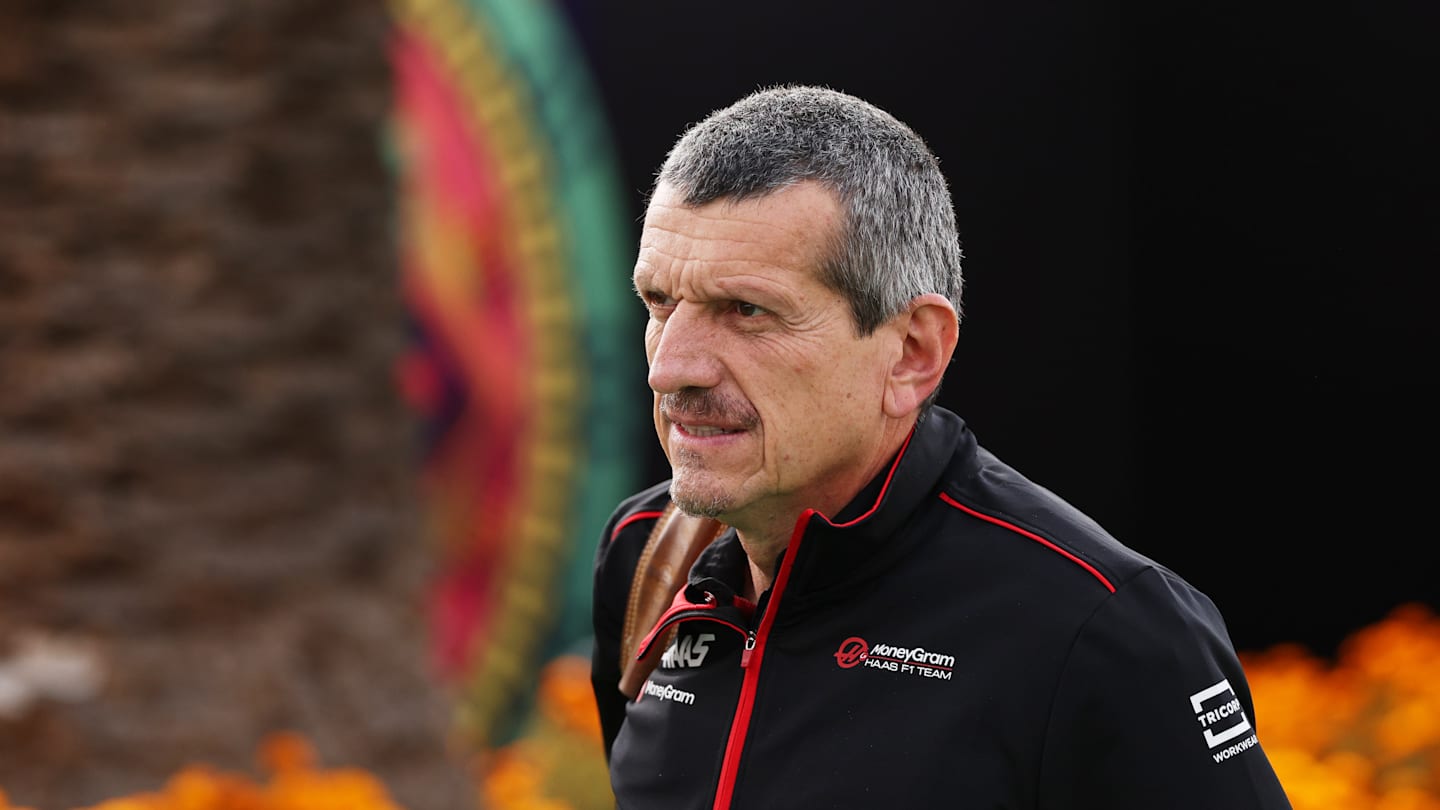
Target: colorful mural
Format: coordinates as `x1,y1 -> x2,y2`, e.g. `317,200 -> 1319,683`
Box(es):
385,0 -> 637,747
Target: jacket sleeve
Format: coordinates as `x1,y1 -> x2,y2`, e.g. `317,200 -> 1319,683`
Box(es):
1038,566 -> 1294,809
590,487 -> 667,762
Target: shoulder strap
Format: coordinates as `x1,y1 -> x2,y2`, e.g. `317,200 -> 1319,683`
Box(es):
617,501 -> 726,699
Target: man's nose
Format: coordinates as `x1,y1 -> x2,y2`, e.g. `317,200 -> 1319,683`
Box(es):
647,303 -> 722,394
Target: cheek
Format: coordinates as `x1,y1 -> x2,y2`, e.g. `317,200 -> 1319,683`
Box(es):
760,332 -> 834,383
811,348 -> 889,420
759,355 -> 859,434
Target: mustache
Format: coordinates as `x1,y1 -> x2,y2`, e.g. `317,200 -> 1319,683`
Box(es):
659,388 -> 759,428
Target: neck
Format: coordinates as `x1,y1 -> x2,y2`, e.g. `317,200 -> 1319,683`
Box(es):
734,525 -> 789,602
729,416 -> 915,601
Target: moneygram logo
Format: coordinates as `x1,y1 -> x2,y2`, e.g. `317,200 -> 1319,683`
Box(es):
834,637 -> 869,669
834,635 -> 954,680
641,679 -> 696,706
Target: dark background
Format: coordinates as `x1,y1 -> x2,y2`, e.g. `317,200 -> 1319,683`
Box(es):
563,0 -> 1439,658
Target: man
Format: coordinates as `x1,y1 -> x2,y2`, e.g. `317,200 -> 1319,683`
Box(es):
590,84 -> 1292,809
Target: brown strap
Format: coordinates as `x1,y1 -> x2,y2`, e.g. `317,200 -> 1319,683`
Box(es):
618,502 -> 726,699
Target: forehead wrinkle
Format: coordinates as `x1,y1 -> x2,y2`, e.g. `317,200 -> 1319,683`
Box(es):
636,237 -> 816,305
643,266 -> 799,310
649,195 -> 810,233
647,187 -> 838,245
641,219 -> 812,259
635,183 -> 843,306
636,226 -> 825,293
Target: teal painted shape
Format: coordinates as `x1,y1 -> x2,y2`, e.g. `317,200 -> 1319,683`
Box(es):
460,0 -> 640,743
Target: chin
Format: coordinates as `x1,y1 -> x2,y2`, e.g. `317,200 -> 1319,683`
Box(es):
669,479 -> 736,520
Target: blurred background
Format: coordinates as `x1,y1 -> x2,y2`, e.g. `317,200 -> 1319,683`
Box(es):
0,1 -> 1435,809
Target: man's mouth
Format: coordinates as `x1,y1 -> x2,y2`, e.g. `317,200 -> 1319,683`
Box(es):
659,390 -> 759,437
677,423 -> 744,438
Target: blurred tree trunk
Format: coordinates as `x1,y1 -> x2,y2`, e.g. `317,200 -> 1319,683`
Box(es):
0,2 -> 476,809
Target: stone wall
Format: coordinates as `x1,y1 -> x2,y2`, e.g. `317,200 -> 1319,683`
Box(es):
0,2 -> 475,808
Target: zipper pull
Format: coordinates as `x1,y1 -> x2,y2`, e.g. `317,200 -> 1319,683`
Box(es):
740,630 -> 757,667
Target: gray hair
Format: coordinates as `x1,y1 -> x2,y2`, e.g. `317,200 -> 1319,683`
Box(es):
654,84 -> 965,340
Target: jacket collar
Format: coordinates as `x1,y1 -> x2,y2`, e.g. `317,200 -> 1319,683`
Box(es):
687,406 -> 977,600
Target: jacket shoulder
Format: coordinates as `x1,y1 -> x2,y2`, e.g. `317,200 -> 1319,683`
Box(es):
598,479 -> 674,551
939,447 -> 1165,598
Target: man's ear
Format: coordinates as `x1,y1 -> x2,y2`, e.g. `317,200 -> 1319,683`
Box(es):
883,293 -> 959,418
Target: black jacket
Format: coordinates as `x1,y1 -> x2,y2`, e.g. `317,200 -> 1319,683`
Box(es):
591,407 -> 1292,809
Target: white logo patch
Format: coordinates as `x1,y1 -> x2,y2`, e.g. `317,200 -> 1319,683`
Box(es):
660,632 -> 715,669
833,636 -> 954,680
641,679 -> 696,705
1190,678 -> 1257,761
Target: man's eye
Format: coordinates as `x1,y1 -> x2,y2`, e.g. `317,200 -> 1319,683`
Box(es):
643,291 -> 676,308
735,301 -> 767,318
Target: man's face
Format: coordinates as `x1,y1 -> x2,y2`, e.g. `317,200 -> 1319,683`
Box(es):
634,181 -> 898,528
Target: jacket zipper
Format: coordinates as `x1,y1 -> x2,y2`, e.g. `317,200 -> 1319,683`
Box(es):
740,630 -> 757,667
711,509 -> 815,810
706,435 -> 912,807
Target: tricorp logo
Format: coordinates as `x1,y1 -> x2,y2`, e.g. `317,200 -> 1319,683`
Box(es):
1190,678 -> 1258,763
834,637 -> 869,669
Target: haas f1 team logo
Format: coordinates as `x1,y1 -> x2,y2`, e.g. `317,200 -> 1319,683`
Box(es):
834,637 -> 869,668
834,636 -> 953,680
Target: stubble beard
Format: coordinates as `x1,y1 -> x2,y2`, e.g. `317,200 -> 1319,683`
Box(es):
668,448 -> 736,520
660,388 -> 758,520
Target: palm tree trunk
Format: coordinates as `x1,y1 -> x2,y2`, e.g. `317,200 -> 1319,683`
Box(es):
0,3 -> 475,808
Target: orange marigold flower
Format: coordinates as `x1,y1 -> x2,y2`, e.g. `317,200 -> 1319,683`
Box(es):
536,655 -> 603,740
1241,602 -> 1440,808
50,733 -> 410,810
258,731 -> 317,776
1376,786 -> 1440,810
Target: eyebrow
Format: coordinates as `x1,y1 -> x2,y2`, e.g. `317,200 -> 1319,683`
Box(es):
711,274 -> 792,304
631,260 -> 800,311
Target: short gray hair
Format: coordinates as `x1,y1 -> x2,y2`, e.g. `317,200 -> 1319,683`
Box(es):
655,84 -> 964,339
